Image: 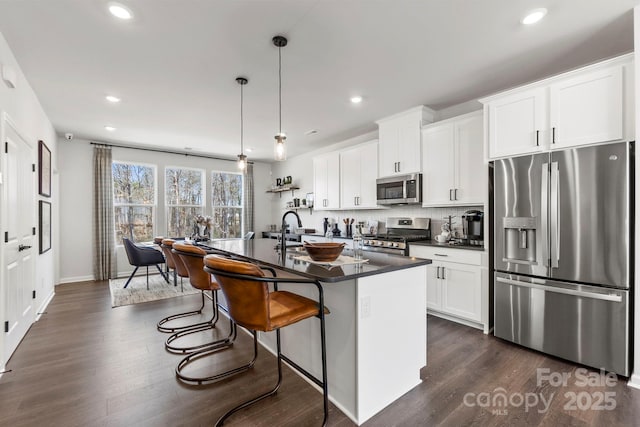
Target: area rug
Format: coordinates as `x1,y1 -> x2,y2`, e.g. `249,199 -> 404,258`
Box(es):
109,274 -> 200,308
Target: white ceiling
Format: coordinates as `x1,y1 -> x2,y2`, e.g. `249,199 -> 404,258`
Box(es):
0,0 -> 636,162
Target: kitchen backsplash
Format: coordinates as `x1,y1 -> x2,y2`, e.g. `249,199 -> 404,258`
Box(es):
281,205 -> 484,238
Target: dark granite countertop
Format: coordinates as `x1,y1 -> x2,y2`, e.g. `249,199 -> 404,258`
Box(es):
409,240 -> 486,251
195,239 -> 430,283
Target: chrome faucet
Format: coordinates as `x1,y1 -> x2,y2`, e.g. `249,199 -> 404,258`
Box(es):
281,210 -> 303,262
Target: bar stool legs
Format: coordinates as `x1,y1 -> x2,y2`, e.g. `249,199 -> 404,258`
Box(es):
157,290 -> 211,333
175,324 -> 256,385
214,313 -> 329,426
165,293 -> 237,354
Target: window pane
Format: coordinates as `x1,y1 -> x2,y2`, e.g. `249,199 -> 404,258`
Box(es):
165,168 -> 203,205
211,208 -> 242,238
113,163 -> 155,204
114,206 -> 154,244
167,206 -> 203,238
211,172 -> 242,207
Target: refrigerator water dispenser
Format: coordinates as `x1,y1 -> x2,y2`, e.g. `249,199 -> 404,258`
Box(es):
503,217 -> 537,264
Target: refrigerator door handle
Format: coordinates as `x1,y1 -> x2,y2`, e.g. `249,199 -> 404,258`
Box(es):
496,277 -> 623,302
541,163 -> 549,267
550,162 -> 559,268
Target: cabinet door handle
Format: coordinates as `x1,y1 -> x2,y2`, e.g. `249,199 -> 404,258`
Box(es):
357,196 -> 360,205
434,253 -> 448,257
454,189 -> 458,200
552,127 -> 556,144
436,266 -> 441,279
449,189 -> 453,201
397,162 -> 400,172
536,130 -> 539,147
442,267 -> 446,280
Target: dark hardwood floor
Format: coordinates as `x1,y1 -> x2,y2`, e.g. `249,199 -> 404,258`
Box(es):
1,281 -> 639,426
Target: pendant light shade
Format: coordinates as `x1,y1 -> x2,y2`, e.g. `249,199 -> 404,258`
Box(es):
236,77 -> 248,172
273,35 -> 288,161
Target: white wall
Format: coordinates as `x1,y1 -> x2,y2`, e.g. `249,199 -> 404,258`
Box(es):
0,31 -> 57,366
57,139 -> 272,283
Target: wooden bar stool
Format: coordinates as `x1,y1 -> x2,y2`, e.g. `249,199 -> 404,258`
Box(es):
164,243 -> 235,354
157,239 -> 202,333
202,255 -> 330,427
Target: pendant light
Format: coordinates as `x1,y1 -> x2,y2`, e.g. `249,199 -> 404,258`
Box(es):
236,77 -> 248,172
273,35 -> 288,161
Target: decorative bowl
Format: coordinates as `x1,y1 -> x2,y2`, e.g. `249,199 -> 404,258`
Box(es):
303,242 -> 345,262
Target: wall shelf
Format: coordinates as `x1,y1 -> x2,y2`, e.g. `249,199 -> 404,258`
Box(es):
266,186 -> 300,198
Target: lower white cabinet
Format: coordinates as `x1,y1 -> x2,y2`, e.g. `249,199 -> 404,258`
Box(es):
410,245 -> 489,333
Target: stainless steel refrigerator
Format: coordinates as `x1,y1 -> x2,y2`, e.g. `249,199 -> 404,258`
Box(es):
493,141 -> 633,376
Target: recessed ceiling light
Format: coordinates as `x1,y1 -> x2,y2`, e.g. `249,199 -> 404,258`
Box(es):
108,3 -> 133,20
521,8 -> 547,25
350,96 -> 363,104
104,126 -> 116,131
105,95 -> 121,103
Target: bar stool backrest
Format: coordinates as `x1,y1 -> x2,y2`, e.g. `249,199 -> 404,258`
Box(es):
203,255 -> 270,331
160,238 -> 177,270
173,243 -> 218,291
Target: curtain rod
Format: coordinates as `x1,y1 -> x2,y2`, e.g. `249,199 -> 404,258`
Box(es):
89,141 -> 254,164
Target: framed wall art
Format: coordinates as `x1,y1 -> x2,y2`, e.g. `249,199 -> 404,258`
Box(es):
38,140 -> 51,197
39,200 -> 51,254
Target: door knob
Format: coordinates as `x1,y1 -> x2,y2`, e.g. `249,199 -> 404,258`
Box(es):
18,244 -> 32,251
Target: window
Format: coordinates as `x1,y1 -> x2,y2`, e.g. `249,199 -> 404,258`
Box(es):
210,171 -> 243,238
112,162 -> 156,244
165,167 -> 204,238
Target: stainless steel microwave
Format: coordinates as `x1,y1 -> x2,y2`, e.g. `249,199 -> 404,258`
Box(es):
376,173 -> 422,205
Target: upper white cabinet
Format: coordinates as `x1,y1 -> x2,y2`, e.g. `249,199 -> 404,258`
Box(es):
340,140 -> 379,209
481,53 -> 633,159
376,106 -> 435,177
313,151 -> 340,210
422,111 -> 485,206
485,87 -> 547,158
549,66 -> 623,149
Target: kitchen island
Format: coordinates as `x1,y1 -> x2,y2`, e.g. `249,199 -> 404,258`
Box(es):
197,238 -> 430,425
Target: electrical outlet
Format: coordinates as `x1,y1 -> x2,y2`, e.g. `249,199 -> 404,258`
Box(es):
360,296 -> 371,319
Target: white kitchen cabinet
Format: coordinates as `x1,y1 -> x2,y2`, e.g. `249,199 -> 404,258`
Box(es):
549,65 -> 623,149
422,111 -> 485,206
425,264 -> 442,311
482,53 -> 633,160
439,261 -> 482,322
409,245 -> 488,332
376,106 -> 435,177
485,87 -> 547,158
313,152 -> 340,210
340,140 -> 378,209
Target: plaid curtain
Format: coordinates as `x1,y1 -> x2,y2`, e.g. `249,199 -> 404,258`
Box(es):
93,145 -> 117,279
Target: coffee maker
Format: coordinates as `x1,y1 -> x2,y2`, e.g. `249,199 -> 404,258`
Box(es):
462,209 -> 484,246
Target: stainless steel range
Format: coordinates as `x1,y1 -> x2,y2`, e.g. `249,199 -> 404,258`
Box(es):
363,217 -> 430,256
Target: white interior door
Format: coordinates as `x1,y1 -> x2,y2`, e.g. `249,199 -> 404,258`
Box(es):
2,118 -> 36,364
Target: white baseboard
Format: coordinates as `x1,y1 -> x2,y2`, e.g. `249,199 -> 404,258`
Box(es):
627,373 -> 640,389
35,289 -> 55,321
57,275 -> 94,284
427,309 -> 485,331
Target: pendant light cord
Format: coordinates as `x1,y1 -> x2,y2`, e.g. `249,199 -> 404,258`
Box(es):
240,81 -> 244,153
278,44 -> 282,135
